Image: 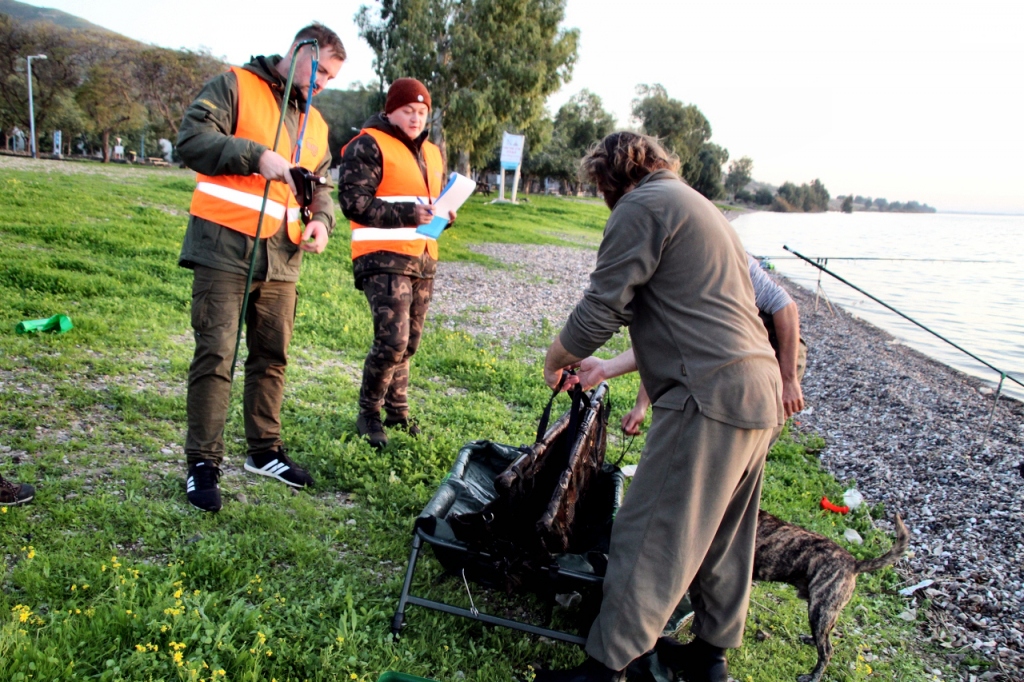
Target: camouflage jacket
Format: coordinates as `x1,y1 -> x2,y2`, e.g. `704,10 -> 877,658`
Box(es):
176,56 -> 335,283
338,113 -> 446,288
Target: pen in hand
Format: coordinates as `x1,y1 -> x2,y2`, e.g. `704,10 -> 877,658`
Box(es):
414,197 -> 435,225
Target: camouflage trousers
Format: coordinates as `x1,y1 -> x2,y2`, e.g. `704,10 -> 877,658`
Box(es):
358,273 -> 434,420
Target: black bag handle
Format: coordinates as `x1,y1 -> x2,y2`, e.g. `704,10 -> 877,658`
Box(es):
536,370 -> 572,443
567,381 -> 584,445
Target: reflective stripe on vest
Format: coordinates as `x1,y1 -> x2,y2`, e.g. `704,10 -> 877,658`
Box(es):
346,127 -> 444,260
188,67 -> 328,244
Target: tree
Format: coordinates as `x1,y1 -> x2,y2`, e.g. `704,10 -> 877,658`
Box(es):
357,0 -> 579,174
631,84 -> 727,199
631,84 -> 710,169
75,59 -> 146,162
754,188 -> 774,205
685,142 -> 728,200
724,156 -> 753,199
133,47 -> 223,137
841,195 -> 853,213
774,179 -> 830,212
874,197 -> 888,211
0,15 -> 86,148
522,89 -> 615,194
313,84 -> 382,165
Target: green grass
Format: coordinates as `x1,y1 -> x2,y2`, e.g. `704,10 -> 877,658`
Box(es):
0,162 -> 951,681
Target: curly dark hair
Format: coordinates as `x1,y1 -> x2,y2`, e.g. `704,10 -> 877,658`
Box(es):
580,132 -> 680,208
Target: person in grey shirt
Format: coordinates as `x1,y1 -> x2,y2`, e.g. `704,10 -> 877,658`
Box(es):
539,132 -> 783,682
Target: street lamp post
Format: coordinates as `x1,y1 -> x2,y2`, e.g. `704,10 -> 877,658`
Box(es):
26,54 -> 47,159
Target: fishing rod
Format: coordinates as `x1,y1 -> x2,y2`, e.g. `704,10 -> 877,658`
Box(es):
784,245 -> 1023,391
228,38 -> 320,381
761,256 -> 1009,263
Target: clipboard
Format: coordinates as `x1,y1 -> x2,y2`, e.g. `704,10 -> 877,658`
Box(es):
416,173 -> 476,239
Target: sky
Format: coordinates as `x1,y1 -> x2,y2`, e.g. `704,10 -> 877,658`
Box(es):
19,0 -> 1024,213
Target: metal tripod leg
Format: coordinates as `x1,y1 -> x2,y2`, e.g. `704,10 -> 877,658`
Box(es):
391,532 -> 423,636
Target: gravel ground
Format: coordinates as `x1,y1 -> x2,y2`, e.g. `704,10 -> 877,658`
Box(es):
433,241 -> 1024,679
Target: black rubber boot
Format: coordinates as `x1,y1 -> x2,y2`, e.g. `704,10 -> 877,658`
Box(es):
655,636 -> 728,682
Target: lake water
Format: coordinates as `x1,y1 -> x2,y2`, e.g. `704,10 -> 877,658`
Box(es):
730,211 -> 1024,402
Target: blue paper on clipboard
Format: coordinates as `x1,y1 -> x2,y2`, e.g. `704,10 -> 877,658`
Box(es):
416,172 -> 476,239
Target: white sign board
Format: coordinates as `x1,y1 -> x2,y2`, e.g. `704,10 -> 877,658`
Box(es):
500,132 -> 525,170
52,130 -> 62,156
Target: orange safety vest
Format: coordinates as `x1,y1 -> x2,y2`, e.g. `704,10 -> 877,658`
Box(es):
346,128 -> 445,260
189,67 -> 329,244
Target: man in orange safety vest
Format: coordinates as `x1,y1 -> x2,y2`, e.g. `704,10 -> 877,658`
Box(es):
338,78 -> 456,449
176,23 -> 345,512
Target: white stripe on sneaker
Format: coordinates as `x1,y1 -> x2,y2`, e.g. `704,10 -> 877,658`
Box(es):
245,455 -> 305,488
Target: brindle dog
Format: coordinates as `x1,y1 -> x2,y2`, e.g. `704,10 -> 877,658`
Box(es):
753,510 -> 909,682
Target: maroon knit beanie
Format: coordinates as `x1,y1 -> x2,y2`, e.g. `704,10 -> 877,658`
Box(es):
385,78 -> 432,113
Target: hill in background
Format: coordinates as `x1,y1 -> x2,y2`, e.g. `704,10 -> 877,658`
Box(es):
0,0 -> 120,35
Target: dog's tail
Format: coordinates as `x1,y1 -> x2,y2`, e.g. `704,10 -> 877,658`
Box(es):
855,513 -> 909,574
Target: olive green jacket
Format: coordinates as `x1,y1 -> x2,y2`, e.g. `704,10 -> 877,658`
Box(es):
560,170 -> 784,430
176,56 -> 335,282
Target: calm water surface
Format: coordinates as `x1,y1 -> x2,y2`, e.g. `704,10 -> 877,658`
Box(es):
731,211 -> 1024,402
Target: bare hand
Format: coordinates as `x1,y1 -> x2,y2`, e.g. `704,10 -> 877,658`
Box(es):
543,366 -> 579,391
258,149 -> 297,197
447,209 -> 457,226
300,220 -> 329,254
621,405 -> 647,435
782,379 -> 805,419
413,204 -> 434,225
576,356 -> 608,391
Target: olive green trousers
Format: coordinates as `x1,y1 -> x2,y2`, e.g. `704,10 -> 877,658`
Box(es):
586,398 -> 773,670
185,266 -> 296,465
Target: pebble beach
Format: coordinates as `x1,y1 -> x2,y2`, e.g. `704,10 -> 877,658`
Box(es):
431,237 -> 1024,678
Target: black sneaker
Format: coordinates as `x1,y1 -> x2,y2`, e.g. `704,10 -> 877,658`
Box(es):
186,461 -> 222,512
0,475 -> 34,506
384,416 -> 421,437
244,448 -> 314,488
356,413 -> 388,449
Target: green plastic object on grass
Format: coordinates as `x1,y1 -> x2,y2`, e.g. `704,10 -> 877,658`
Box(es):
15,314 -> 73,334
377,673 -> 436,682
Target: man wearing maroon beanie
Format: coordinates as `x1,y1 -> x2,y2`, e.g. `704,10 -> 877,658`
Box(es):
338,78 -> 456,449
